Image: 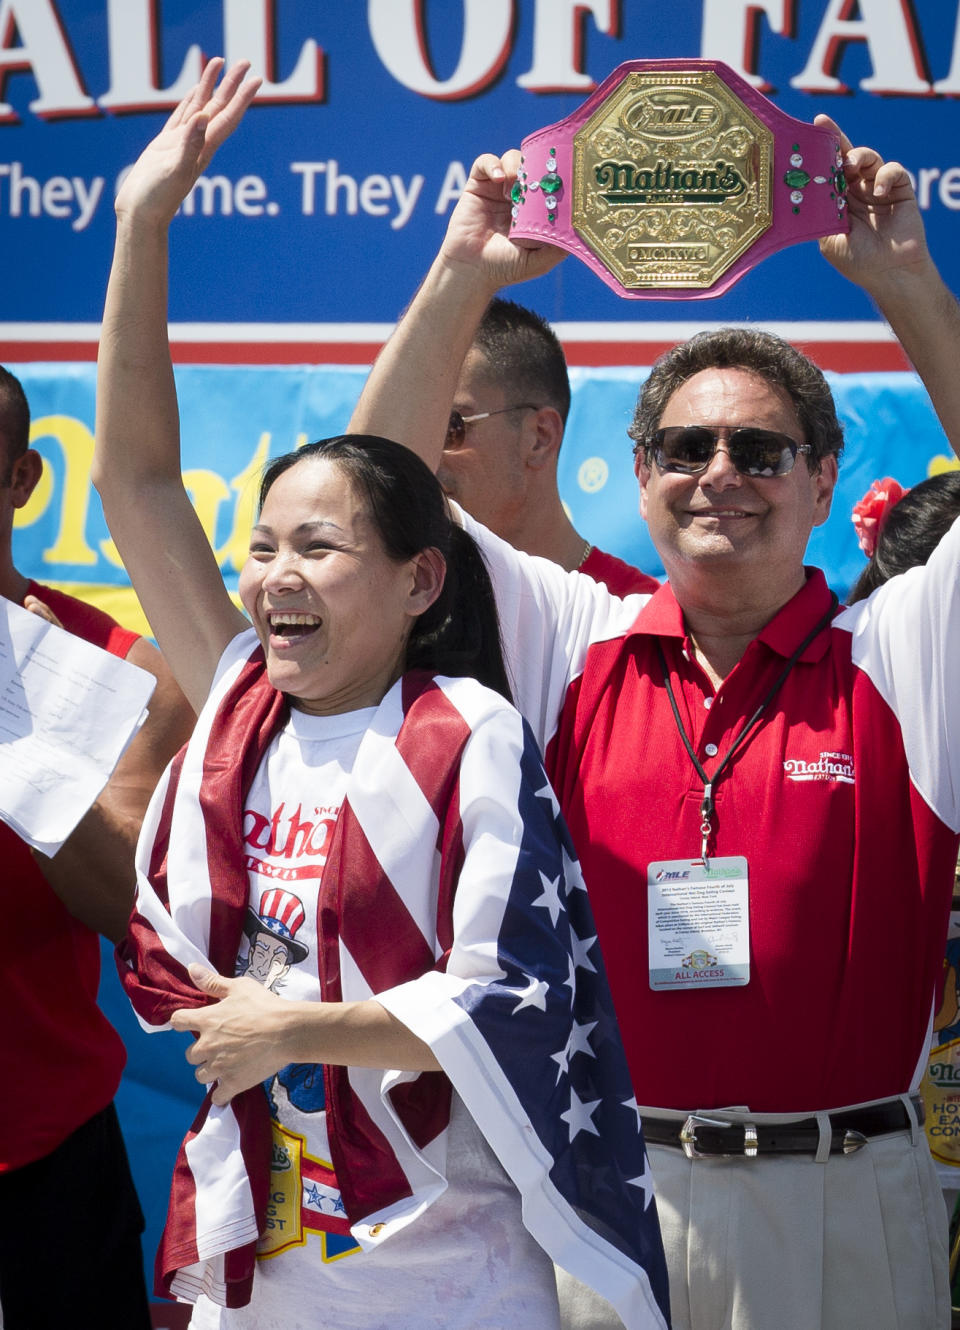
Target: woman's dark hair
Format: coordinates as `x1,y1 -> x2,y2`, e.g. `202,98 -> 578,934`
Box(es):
848,471 -> 960,603
259,434 -> 512,701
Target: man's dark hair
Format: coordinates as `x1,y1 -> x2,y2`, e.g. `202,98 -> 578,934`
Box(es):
848,471 -> 960,603
471,298 -> 571,426
0,365 -> 30,483
627,327 -> 844,471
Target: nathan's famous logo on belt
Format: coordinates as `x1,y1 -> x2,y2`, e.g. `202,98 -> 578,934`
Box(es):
510,59 -> 848,300
593,159 -> 747,206
573,71 -> 772,291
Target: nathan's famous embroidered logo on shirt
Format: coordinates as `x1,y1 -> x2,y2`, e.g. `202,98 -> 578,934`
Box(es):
783,751 -> 855,784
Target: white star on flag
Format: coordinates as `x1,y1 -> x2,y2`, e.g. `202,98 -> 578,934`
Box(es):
532,871 -> 564,926
570,928 -> 598,973
551,1018 -> 597,1083
567,1018 -> 597,1059
621,1096 -> 644,1131
627,1154 -> 656,1210
560,1086 -> 602,1141
535,779 -> 561,819
561,841 -> 588,895
512,973 -> 549,1014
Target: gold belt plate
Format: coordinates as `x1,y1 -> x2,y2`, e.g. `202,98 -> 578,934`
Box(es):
572,70 -> 773,290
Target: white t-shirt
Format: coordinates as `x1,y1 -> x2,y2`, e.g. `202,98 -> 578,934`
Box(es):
189,702 -> 560,1330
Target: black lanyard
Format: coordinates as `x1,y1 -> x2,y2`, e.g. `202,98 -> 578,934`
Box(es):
656,595 -> 838,863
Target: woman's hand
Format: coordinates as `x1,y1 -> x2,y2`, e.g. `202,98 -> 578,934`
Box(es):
115,57 -> 262,229
170,963 -> 292,1108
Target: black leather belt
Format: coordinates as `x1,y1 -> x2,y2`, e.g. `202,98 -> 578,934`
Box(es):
642,1096 -> 923,1159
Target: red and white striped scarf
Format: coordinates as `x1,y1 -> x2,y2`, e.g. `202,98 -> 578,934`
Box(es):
118,634 -> 479,1305
118,631 -> 671,1329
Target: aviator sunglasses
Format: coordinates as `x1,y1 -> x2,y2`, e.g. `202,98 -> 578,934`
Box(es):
650,425 -> 813,478
446,404 -> 540,449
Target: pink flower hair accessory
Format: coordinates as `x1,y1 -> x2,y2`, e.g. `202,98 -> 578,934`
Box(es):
851,477 -> 909,558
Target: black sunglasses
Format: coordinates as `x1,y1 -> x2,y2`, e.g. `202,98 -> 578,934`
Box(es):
446,404 -> 540,449
649,425 -> 813,478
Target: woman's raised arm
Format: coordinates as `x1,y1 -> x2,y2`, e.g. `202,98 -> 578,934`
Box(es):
93,59 -> 260,711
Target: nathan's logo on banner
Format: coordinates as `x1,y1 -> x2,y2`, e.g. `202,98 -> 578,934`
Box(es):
15,413 -> 270,575
594,159 -> 746,205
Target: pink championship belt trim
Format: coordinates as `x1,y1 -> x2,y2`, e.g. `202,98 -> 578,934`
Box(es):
509,59 -> 849,301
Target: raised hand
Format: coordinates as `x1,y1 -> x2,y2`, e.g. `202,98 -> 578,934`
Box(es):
115,58 -> 262,229
815,114 -> 930,292
439,149 -> 566,293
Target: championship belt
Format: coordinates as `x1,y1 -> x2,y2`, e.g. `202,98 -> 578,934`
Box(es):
509,59 -> 849,300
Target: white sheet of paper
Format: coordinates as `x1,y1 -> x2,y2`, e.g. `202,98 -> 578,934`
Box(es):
0,596 -> 156,855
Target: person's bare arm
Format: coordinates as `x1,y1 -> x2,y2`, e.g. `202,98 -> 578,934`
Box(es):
817,116 -> 960,460
170,964 -> 439,1107
349,151 -> 564,469
94,59 -> 259,711
33,637 -> 195,942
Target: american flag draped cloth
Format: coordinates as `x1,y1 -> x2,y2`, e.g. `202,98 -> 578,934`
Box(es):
117,631 -> 670,1328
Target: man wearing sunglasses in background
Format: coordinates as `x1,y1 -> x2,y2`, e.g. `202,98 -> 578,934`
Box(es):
350,116 -> 960,1330
443,296 -> 657,595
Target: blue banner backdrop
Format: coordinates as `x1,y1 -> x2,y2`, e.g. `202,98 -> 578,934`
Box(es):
2,0 -> 960,341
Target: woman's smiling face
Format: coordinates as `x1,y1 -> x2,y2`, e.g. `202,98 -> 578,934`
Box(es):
238,456 -> 431,714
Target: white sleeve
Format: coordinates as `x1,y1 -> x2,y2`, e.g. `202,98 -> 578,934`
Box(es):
455,505 -> 646,751
836,512 -> 960,831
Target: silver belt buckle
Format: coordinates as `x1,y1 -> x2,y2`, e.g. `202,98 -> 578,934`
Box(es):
680,1113 -> 759,1159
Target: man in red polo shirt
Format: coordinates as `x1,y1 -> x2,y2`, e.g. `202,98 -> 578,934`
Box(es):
349,120 -> 960,1329
0,365 -> 195,1329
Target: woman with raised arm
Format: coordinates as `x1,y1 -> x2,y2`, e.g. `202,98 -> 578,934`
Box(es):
94,60 -> 670,1330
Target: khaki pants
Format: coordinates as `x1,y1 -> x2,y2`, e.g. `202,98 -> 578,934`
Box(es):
558,1097 -> 950,1330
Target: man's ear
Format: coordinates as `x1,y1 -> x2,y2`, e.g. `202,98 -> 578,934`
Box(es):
811,452 -> 838,528
635,450 -> 652,519
525,407 -> 564,471
7,449 -> 43,508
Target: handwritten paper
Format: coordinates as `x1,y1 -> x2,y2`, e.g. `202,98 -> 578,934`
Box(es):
0,596 -> 156,855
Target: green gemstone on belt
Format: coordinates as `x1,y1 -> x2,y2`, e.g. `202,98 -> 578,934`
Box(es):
784,168 -> 811,189
539,171 -> 562,194
510,182 -> 524,204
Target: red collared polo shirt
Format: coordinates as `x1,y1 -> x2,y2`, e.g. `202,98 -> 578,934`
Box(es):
465,510 -> 960,1113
